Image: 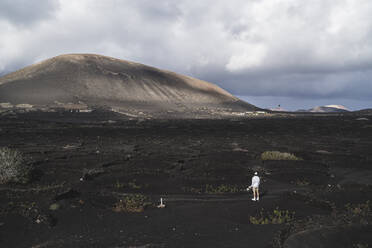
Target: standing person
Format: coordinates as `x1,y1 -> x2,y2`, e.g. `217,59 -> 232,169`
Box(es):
247,172 -> 260,201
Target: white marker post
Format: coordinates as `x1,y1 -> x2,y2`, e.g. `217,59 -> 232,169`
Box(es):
157,197 -> 166,208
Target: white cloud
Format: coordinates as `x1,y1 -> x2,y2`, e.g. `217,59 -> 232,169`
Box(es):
226,43 -> 267,71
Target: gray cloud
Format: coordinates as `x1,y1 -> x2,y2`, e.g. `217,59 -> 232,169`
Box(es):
0,0 -> 59,26
0,0 -> 371,109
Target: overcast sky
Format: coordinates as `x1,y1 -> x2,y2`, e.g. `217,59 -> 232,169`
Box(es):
1,0 -> 371,110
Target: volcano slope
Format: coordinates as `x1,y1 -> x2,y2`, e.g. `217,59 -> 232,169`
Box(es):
0,54 -> 256,117
0,110 -> 372,248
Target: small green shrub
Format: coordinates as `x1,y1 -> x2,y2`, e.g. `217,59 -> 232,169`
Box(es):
0,147 -> 32,184
49,203 -> 60,211
261,151 -> 302,161
250,207 -> 295,225
113,194 -> 151,213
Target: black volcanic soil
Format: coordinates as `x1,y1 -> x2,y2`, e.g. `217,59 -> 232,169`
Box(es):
1,111 -> 372,247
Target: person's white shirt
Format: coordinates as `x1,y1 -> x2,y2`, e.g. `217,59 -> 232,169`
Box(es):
251,175 -> 260,188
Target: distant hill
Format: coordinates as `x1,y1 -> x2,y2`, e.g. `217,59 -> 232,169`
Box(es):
297,105 -> 350,113
355,108 -> 372,114
270,107 -> 288,112
0,54 -> 258,116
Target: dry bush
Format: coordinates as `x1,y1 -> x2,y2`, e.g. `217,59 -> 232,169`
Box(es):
344,200 -> 372,224
0,147 -> 32,184
113,194 -> 151,213
250,207 -> 295,225
261,151 -> 302,161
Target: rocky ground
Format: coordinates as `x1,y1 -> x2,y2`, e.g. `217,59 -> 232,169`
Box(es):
0,110 -> 372,247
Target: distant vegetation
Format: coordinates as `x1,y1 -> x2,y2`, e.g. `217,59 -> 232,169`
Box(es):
114,180 -> 143,190
0,147 -> 32,184
261,151 -> 302,161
